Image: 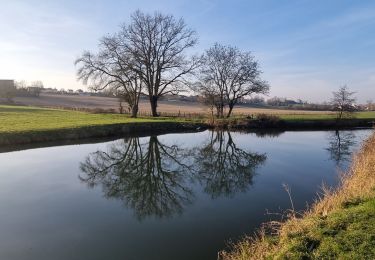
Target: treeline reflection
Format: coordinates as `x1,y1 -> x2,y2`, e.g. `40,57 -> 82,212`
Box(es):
79,131 -> 266,219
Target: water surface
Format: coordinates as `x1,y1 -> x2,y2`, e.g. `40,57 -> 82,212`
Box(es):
0,129 -> 371,260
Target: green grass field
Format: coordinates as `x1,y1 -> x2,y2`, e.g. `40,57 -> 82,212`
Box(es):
1,105 -> 375,134
0,105 -> 181,134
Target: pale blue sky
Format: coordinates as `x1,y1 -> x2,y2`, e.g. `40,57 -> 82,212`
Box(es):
1,0 -> 375,102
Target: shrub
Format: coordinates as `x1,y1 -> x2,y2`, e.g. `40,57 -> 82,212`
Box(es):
256,114 -> 280,123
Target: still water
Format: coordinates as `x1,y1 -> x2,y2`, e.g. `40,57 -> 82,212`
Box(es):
0,129 -> 372,260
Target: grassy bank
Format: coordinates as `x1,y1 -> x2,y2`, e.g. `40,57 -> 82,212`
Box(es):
1,105 -> 374,145
0,105 -> 205,145
2,105 -> 374,134
211,112 -> 375,130
279,111 -> 375,121
220,130 -> 375,259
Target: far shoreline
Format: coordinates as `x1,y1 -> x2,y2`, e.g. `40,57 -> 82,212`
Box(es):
0,120 -> 373,152
0,104 -> 374,147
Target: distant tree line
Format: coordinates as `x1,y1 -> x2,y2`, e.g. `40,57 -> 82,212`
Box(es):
14,81 -> 44,97
242,96 -> 333,111
0,80 -> 44,102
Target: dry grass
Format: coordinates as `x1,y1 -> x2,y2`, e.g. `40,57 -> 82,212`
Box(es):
219,130 -> 375,260
312,135 -> 375,215
13,93 -> 334,116
12,94 -> 375,121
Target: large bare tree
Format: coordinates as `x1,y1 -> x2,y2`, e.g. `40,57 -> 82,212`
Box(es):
122,10 -> 200,116
75,36 -> 143,117
199,43 -> 269,117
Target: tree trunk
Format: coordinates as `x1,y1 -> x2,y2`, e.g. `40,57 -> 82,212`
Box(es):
220,104 -> 225,118
150,95 -> 159,117
336,109 -> 343,123
215,105 -> 220,118
119,101 -> 124,114
210,107 -> 214,124
226,103 -> 234,118
131,104 -> 138,118
216,104 -> 224,118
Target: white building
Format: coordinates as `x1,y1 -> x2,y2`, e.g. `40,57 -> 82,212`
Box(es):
0,79 -> 15,89
0,79 -> 15,101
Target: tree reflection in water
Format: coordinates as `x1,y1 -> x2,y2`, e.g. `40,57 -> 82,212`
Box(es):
79,131 -> 267,219
195,131 -> 266,198
253,130 -> 284,138
80,136 -> 194,220
326,130 -> 356,167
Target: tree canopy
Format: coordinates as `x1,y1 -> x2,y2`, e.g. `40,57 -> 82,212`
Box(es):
198,43 -> 269,118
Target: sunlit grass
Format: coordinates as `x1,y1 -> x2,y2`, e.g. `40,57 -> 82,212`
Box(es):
0,105 -> 183,134
1,105 -> 374,134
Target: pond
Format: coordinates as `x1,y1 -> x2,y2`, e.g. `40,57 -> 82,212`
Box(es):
0,129 -> 372,260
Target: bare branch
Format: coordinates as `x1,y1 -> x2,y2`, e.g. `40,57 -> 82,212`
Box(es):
197,43 -> 269,118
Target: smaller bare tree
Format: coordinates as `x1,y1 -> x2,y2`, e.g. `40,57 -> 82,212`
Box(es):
193,81 -> 222,120
330,85 -> 356,120
202,91 -> 221,120
199,43 -> 269,118
75,36 -> 143,118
